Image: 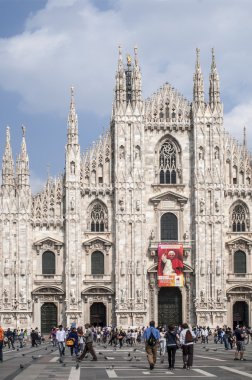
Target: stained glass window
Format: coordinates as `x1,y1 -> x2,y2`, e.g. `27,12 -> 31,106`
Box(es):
91,251 -> 104,275
234,251 -> 246,273
159,140 -> 177,184
161,212 -> 178,241
42,251 -> 55,274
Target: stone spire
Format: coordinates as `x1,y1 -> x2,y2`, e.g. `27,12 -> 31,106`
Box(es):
131,46 -> 142,109
2,126 -> 15,188
209,48 -> 220,110
243,126 -> 247,148
67,86 -> 78,145
193,48 -> 204,105
16,125 -> 30,188
114,45 -> 126,110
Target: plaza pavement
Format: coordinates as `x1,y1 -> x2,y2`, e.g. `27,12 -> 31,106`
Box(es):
1,338 -> 252,379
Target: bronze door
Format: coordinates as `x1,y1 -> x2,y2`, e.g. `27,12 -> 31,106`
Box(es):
233,301 -> 248,329
41,303 -> 57,334
90,302 -> 106,327
158,287 -> 182,327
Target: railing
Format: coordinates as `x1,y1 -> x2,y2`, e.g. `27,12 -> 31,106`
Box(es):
83,274 -> 111,283
227,273 -> 252,281
34,274 -> 63,283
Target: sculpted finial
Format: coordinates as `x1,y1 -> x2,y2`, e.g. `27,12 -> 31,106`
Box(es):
134,45 -> 138,66
243,125 -> 247,147
196,48 -> 200,69
127,54 -> 132,66
22,124 -> 26,137
211,47 -> 216,69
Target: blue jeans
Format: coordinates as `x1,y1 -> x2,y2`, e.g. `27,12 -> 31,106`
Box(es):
58,342 -> 65,357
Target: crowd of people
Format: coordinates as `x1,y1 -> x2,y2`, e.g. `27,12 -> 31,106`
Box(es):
0,322 -> 251,369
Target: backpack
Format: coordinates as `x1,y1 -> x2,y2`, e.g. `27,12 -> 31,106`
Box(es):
147,330 -> 157,346
185,329 -> 194,343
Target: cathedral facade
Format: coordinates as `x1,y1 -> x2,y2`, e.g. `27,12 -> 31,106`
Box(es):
0,47 -> 252,333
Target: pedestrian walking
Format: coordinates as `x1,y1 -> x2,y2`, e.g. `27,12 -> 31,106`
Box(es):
180,323 -> 195,370
159,328 -> 166,363
166,325 -> 179,370
233,326 -> 246,361
143,321 -> 160,370
18,329 -> 24,348
0,324 -> 4,362
77,323 -> 98,363
6,328 -> 15,349
56,325 -> 66,359
30,329 -> 38,347
67,327 -> 79,357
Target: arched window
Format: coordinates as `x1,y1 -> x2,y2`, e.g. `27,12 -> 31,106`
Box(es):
231,204 -> 248,232
42,251 -> 55,275
234,251 -> 246,273
159,140 -> 177,184
91,251 -> 104,275
161,213 -> 178,241
90,202 -> 108,232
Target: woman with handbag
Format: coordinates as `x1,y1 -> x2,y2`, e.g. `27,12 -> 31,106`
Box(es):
67,327 -> 79,356
165,325 -> 180,370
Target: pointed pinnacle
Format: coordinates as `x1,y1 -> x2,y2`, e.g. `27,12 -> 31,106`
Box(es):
211,47 -> 216,70
243,126 -> 247,147
22,124 -> 26,137
118,45 -> 123,69
6,126 -> 10,144
196,47 -> 200,69
134,45 -> 138,66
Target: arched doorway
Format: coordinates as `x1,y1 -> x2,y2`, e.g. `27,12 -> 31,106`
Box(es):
233,301 -> 249,329
90,302 -> 106,327
41,303 -> 57,334
158,287 -> 182,327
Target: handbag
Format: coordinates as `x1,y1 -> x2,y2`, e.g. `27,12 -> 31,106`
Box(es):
66,338 -> 75,347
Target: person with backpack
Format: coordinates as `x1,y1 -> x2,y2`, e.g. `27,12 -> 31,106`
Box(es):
143,321 -> 160,370
166,325 -> 180,370
179,323 -> 195,370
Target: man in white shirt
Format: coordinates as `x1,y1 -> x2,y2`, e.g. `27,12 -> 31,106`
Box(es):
56,325 -> 66,359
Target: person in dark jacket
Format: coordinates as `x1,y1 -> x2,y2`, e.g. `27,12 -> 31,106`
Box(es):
67,327 -> 79,356
166,325 -> 179,370
30,330 -> 38,347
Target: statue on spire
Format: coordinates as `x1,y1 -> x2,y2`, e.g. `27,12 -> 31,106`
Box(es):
209,48 -> 221,110
193,47 -> 204,105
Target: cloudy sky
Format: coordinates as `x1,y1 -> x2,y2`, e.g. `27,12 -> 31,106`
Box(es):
0,0 -> 251,193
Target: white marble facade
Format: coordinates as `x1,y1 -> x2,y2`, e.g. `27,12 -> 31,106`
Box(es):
0,48 -> 252,332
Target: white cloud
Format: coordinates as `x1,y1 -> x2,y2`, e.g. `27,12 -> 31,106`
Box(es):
224,100 -> 252,149
30,171 -> 46,194
0,0 -> 251,149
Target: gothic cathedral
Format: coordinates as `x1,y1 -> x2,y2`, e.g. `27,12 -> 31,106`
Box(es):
0,47 -> 251,332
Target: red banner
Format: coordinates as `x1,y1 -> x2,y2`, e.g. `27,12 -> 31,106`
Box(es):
157,243 -> 184,287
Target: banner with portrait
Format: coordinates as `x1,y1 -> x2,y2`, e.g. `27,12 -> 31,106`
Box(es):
157,243 -> 184,287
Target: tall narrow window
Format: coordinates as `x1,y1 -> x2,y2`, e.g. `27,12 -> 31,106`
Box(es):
90,202 -> 108,232
234,251 -> 246,273
232,204 -> 247,232
91,251 -> 104,275
42,251 -> 55,274
161,213 -> 178,241
159,140 -> 177,184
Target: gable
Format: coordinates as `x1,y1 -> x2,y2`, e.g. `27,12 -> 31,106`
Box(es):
149,191 -> 188,210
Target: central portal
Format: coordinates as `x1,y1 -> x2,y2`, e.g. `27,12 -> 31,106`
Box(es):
90,302 -> 106,327
41,303 -> 57,334
158,287 -> 182,327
